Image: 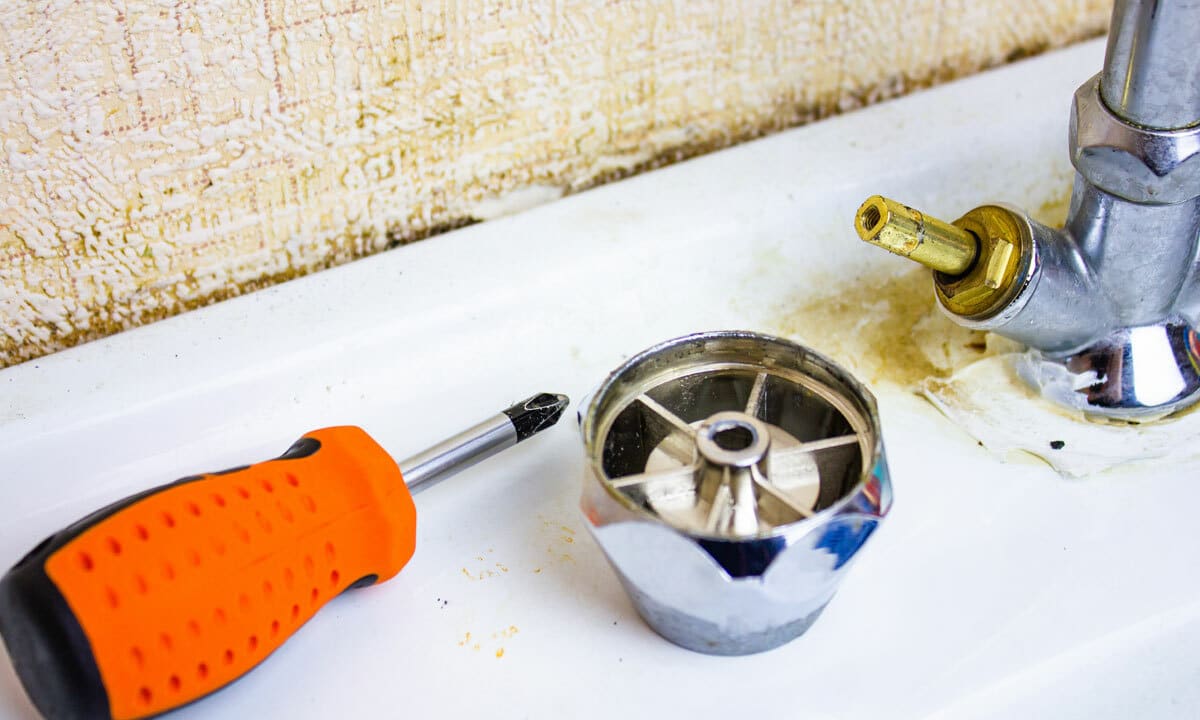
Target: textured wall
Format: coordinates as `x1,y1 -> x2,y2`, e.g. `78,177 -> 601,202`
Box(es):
0,1 -> 1107,367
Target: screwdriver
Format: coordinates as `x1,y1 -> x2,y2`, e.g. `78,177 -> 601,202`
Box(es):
0,392 -> 569,720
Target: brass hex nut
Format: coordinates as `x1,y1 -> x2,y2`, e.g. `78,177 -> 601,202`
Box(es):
935,205 -> 1032,320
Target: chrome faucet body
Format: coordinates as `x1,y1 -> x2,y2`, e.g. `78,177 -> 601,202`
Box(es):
987,0 -> 1200,418
860,0 -> 1200,420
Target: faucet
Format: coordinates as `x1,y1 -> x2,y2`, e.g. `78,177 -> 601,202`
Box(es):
854,0 -> 1200,421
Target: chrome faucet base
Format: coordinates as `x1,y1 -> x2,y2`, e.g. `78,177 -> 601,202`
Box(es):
1017,321 -> 1200,421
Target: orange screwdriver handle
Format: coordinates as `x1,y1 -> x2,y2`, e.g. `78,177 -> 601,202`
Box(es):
0,426 -> 416,720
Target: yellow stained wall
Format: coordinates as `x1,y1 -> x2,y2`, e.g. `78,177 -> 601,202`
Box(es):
0,1 -> 1107,366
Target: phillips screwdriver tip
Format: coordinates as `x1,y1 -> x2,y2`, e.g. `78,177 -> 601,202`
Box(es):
399,392 -> 569,491
503,392 -> 570,442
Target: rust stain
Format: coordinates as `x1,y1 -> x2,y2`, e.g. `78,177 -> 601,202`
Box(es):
1032,185 -> 1074,228
769,266 -> 982,387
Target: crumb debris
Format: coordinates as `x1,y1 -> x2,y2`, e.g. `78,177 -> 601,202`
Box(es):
461,565 -> 498,581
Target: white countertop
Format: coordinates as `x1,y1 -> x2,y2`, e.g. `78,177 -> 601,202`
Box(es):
2,38 -> 1197,719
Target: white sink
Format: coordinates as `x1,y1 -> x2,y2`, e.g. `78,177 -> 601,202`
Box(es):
3,38 -> 1196,719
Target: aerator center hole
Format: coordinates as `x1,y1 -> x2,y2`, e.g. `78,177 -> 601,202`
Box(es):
712,424 -> 755,451
862,205 -> 882,232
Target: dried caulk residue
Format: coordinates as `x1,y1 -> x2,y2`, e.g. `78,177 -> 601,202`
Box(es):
924,349 -> 1200,476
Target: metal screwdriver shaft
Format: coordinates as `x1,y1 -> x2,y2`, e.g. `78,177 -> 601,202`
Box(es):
400,392 -> 570,492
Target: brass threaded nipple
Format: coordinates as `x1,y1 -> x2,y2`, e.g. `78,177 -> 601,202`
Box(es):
854,195 -> 978,276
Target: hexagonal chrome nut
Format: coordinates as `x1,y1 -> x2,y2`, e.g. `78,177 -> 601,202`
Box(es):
579,332 -> 892,655
1070,74 -> 1200,205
